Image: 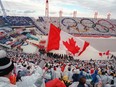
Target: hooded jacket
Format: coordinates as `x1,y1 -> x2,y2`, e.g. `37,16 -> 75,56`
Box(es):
0,77 -> 17,87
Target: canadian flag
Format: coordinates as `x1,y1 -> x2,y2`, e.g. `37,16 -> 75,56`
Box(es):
46,24 -> 89,56
99,50 -> 110,57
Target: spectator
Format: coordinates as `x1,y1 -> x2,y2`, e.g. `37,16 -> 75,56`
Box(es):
77,76 -> 88,87
0,50 -> 17,87
69,74 -> 79,87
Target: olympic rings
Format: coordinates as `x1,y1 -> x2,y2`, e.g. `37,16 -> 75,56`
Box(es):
61,18 -> 116,33
61,18 -> 78,29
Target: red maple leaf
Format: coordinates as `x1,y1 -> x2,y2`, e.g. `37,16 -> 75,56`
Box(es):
63,38 -> 80,55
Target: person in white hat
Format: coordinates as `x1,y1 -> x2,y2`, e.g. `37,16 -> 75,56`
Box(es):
0,50 -> 17,87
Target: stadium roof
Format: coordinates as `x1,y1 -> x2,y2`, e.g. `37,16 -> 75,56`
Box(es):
1,0 -> 116,19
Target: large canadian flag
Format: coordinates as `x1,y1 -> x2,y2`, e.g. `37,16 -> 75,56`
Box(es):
46,24 -> 89,56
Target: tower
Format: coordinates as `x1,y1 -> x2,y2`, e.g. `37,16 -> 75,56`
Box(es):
107,13 -> 111,19
94,11 -> 98,19
45,0 -> 49,17
73,11 -> 77,17
0,0 -> 7,17
58,10 -> 63,28
59,10 -> 63,17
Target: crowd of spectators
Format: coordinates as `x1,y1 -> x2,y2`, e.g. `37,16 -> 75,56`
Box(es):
0,49 -> 116,87
0,26 -> 38,49
5,16 -> 35,26
0,16 -> 37,27
0,16 -> 6,27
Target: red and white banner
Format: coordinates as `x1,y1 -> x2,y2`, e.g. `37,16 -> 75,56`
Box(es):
99,50 -> 110,57
46,24 -> 89,56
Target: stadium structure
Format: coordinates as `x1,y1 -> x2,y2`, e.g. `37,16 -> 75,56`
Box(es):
0,0 -> 116,60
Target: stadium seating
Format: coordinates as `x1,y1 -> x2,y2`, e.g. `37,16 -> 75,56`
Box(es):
0,16 -> 116,36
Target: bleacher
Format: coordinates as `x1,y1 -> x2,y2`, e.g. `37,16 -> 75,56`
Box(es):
0,16 -> 45,34
35,17 -> 116,37
5,16 -> 35,26
0,16 -> 7,27
0,16 -> 116,36
0,16 -> 35,26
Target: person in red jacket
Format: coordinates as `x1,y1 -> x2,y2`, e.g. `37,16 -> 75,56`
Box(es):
45,78 -> 66,87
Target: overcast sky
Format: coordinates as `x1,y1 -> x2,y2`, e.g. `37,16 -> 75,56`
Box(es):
0,0 -> 116,19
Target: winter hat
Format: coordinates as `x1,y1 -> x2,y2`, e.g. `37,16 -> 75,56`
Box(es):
0,50 -> 14,76
72,73 -> 79,82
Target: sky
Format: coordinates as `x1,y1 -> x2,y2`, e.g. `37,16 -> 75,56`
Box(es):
0,0 -> 116,19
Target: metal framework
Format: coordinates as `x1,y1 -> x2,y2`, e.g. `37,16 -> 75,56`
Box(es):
0,0 -> 7,17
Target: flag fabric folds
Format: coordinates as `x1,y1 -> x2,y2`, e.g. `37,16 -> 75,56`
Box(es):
45,78 -> 66,87
46,24 -> 89,56
99,53 -> 103,57
99,50 -> 110,57
105,50 -> 110,55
